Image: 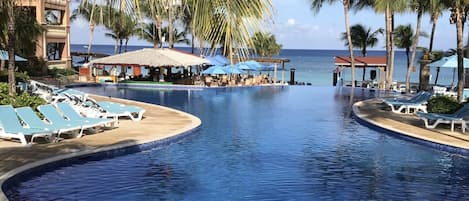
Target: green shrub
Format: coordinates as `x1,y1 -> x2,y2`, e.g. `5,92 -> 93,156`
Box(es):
0,70 -> 30,82
0,82 -> 46,109
17,57 -> 48,76
427,96 -> 462,114
48,68 -> 78,78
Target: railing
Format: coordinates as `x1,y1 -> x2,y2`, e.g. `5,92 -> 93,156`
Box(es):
45,25 -> 67,38
45,0 -> 67,6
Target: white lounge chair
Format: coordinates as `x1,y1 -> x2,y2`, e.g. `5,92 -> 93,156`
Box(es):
0,105 -> 53,145
383,92 -> 432,114
416,104 -> 469,132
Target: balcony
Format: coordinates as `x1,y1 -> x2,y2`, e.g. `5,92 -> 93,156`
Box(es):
45,25 -> 67,39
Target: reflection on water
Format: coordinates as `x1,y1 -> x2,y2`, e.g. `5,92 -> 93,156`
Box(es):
7,86 -> 469,200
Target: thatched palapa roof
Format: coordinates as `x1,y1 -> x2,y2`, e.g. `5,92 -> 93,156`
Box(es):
88,48 -> 208,67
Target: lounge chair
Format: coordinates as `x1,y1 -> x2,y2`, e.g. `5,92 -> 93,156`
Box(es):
56,102 -> 118,128
38,104 -> 93,138
416,104 -> 469,132
94,101 -> 145,121
15,106 -> 83,140
0,105 -> 53,145
383,91 -> 432,114
64,93 -> 145,121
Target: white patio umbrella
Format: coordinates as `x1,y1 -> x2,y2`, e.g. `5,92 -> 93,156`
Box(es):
88,48 -> 208,67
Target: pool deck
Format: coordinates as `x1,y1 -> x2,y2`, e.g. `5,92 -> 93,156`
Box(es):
353,98 -> 469,151
0,95 -> 201,201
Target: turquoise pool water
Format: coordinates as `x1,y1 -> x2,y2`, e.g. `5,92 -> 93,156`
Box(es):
6,86 -> 469,200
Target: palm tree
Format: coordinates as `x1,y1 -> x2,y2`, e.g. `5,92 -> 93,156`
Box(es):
355,0 -> 407,89
103,9 -> 138,54
140,0 -> 167,48
0,0 -> 17,95
404,0 -> 429,92
70,2 -> 102,54
444,0 -> 469,102
139,22 -> 163,48
251,32 -> 282,57
310,0 -> 357,87
428,0 -> 445,52
163,27 -> 190,46
394,25 -> 413,72
85,0 -> 273,61
341,24 -> 383,57
191,0 -> 274,63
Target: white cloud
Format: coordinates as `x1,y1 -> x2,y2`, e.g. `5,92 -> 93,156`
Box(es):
287,18 -> 296,25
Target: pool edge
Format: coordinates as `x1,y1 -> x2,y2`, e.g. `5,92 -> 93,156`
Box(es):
352,100 -> 469,155
0,101 -> 202,201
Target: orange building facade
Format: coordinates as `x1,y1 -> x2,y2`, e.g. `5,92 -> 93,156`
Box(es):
16,0 -> 71,69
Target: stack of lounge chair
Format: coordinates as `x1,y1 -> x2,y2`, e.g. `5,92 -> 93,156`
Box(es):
0,103 -> 118,145
382,91 -> 433,114
0,105 -> 53,145
29,81 -> 146,121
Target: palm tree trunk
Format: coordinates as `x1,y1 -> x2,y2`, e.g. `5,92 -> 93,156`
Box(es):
343,0 -> 355,88
7,0 -> 16,96
406,10 -> 423,93
157,18 -> 163,48
119,39 -> 123,54
385,5 -> 392,89
389,12 -> 396,90
168,0 -> 174,49
125,38 -> 129,52
114,39 -> 118,54
191,34 -> 195,54
456,7 -> 465,103
429,15 -> 437,52
87,23 -> 95,54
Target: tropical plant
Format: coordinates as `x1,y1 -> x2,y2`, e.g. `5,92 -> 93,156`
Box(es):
140,0 -> 167,48
427,96 -> 462,114
311,0 -> 357,87
444,0 -> 469,102
394,25 -> 414,71
163,27 -> 190,46
191,0 -> 274,63
103,9 -> 138,54
428,0 -> 445,52
341,24 -> 383,57
139,22 -> 163,48
251,32 -> 282,57
403,0 -> 429,92
70,2 -> 102,54
0,0 -> 18,95
354,0 -> 408,89
83,0 -> 273,62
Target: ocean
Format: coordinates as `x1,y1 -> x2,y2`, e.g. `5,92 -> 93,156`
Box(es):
71,44 -> 456,87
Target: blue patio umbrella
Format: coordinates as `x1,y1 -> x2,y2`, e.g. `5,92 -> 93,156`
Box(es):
223,65 -> 246,74
213,55 -> 230,65
429,55 -> 469,85
0,50 -> 27,61
259,64 -> 276,71
242,60 -> 262,70
236,63 -> 255,71
205,55 -> 230,66
202,65 -> 227,75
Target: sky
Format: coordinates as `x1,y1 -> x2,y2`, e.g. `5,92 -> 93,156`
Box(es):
70,0 -> 462,51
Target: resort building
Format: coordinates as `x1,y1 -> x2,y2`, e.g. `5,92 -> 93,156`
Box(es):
16,0 -> 71,69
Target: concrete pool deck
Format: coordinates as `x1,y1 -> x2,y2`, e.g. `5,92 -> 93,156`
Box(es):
0,95 -> 201,200
353,98 -> 469,151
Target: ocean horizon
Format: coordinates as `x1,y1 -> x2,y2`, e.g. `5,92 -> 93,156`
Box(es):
71,44 -> 456,87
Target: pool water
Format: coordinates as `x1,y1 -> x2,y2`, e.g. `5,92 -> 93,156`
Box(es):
6,86 -> 469,200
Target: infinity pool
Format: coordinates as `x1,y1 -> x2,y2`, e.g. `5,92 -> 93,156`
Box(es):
6,86 -> 469,200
